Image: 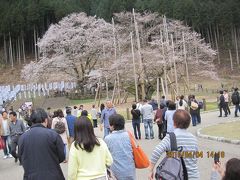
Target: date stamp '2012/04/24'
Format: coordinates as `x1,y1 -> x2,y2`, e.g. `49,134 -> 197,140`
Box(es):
166,151 -> 225,159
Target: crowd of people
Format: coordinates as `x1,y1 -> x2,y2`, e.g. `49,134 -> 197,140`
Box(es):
0,94 -> 240,180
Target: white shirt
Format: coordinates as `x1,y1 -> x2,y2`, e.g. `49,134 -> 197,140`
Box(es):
177,100 -> 188,110
165,110 -> 176,132
91,108 -> 98,119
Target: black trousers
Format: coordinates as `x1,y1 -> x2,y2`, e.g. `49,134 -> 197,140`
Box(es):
225,102 -> 231,114
157,123 -> 163,139
219,105 -> 227,116
93,119 -> 98,128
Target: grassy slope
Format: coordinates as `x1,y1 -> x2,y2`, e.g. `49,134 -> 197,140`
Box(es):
201,121 -> 240,140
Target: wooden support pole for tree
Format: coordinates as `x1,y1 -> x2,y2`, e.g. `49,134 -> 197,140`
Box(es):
130,32 -> 139,102
182,33 -> 190,91
160,31 -> 168,97
171,34 -> 179,95
160,77 -> 166,97
133,8 -> 145,99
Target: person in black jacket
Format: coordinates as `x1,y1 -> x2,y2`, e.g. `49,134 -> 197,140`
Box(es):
131,104 -> 141,139
18,108 -> 65,180
231,88 -> 240,117
219,90 -> 228,117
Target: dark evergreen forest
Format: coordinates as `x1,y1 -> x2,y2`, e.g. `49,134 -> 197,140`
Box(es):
0,0 -> 239,65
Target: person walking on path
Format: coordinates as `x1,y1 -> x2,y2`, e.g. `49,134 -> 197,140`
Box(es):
188,95 -> 199,126
9,111 -> 25,163
52,109 -> 69,162
91,105 -> 98,128
218,90 -> 228,117
154,103 -> 166,140
65,108 -> 76,145
149,110 -> 200,180
177,95 -> 188,110
164,101 -> 176,132
68,116 -> 113,180
105,114 -> 136,180
223,90 -> 231,115
141,99 -> 154,139
231,88 -> 240,117
100,101 -> 116,138
0,111 -> 12,159
131,104 -> 141,140
18,108 -> 65,180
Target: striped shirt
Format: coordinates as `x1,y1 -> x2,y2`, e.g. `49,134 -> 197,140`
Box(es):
151,128 -> 200,180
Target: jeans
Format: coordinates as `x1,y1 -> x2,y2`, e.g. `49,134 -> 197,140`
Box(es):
132,120 -> 141,139
1,136 -> 11,156
10,135 -> 20,159
104,127 -> 110,138
197,109 -> 201,124
143,119 -> 154,139
191,115 -> 197,126
234,104 -> 240,116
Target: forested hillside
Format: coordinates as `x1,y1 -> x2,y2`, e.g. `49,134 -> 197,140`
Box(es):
0,0 -> 239,69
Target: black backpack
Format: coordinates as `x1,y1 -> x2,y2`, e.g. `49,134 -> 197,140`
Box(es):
155,133 -> 188,180
231,92 -> 239,105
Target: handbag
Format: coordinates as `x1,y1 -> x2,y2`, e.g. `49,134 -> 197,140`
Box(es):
127,131 -> 150,169
0,137 -> 5,150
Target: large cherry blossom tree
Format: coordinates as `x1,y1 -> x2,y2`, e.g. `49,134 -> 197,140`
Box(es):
22,11 -> 217,99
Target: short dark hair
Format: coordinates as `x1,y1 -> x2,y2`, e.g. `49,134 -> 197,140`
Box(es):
74,116 -> 100,152
168,101 -> 176,110
173,109 -> 191,129
234,88 -> 238,91
219,90 -> 224,94
9,111 -> 17,117
81,110 -> 88,116
109,114 -> 125,131
143,99 -> 148,103
57,109 -> 64,118
1,111 -> 7,116
223,158 -> 240,180
92,105 -> 95,108
74,106 -> 77,109
162,96 -> 165,99
160,103 -> 165,109
66,108 -> 71,115
30,108 -> 48,124
132,104 -> 137,109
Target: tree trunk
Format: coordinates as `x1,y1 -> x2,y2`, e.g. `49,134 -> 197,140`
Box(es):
3,34 -> 8,64
9,33 -> 13,68
34,26 -> 37,61
214,28 -> 220,64
229,49 -> 233,71
234,26 -> 239,66
22,34 -> 26,63
18,37 -> 21,64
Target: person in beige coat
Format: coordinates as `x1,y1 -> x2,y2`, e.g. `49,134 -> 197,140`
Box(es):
51,109 -> 69,162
